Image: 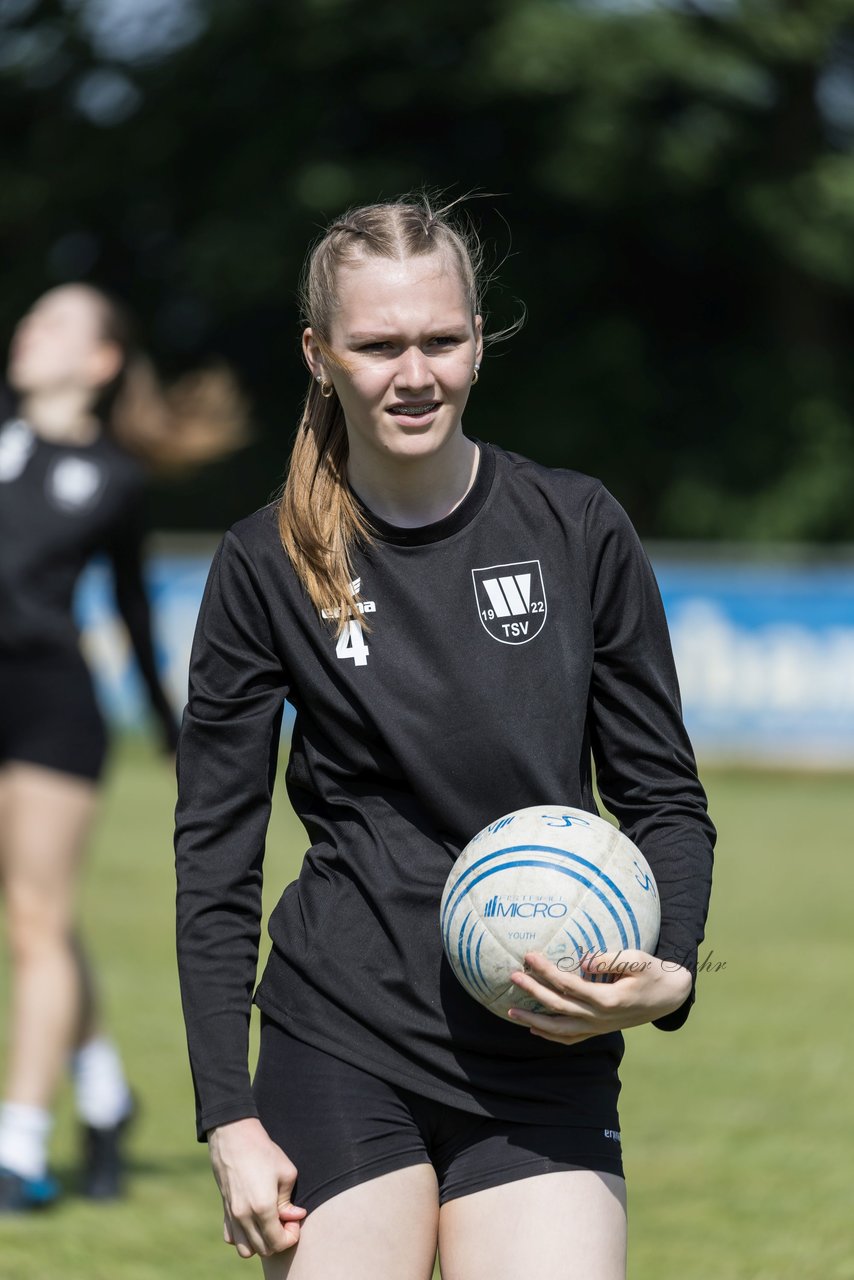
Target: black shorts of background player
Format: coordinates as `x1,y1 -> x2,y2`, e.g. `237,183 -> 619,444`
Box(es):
174,197 -> 715,1280
0,284 -> 248,1213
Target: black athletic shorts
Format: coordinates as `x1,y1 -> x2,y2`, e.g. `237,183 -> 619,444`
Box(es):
251,1015 -> 624,1217
0,647 -> 108,783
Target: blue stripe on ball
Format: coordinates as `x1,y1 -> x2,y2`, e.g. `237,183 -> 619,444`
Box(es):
474,931 -> 488,994
441,844 -> 641,949
563,927 -> 585,965
465,921 -> 491,999
568,915 -> 596,958
582,909 -> 608,953
456,911 -> 481,998
443,853 -> 637,954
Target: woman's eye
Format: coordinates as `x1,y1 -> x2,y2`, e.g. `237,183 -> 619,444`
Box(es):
431,336 -> 460,347
361,342 -> 391,352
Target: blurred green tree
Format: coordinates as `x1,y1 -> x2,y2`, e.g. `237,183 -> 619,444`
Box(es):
2,0 -> 854,540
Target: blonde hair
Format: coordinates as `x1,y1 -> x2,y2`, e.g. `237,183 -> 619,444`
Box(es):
279,195 -> 489,632
87,287 -> 250,472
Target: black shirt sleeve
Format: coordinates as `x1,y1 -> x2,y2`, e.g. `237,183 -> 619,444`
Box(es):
108,492 -> 181,754
174,529 -> 288,1140
584,485 -> 716,1031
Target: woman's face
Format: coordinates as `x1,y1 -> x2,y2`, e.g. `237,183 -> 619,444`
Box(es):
7,285 -> 121,396
304,252 -> 483,466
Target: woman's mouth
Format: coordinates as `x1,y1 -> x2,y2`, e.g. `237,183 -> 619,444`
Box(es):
386,401 -> 441,421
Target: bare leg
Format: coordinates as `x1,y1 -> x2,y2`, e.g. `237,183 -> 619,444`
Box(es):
260,1164 -> 440,1280
69,931 -> 101,1049
437,1167 -> 628,1280
0,763 -> 99,1108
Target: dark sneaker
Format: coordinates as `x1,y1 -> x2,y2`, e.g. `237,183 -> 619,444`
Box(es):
0,1166 -> 60,1213
79,1099 -> 136,1201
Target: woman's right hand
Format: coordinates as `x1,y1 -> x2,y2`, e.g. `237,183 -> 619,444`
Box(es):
208,1117 -> 307,1259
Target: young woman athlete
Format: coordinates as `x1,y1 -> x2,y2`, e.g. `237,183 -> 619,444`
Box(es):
174,198 -> 715,1280
0,283 -> 246,1211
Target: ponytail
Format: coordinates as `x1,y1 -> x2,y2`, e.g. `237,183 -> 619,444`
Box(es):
108,354 -> 250,473
279,379 -> 375,635
88,286 -> 250,473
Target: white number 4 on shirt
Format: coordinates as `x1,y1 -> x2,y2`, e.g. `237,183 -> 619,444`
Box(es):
335,619 -> 369,666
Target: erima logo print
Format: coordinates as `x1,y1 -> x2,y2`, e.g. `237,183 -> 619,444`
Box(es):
472,560 -> 547,644
321,578 -> 377,620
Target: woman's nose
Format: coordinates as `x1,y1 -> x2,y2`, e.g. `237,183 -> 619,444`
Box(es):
395,346 -> 433,392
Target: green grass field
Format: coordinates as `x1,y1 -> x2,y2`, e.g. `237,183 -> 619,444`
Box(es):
1,738 -> 852,1280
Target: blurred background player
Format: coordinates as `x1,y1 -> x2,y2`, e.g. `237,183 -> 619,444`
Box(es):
0,283 -> 248,1212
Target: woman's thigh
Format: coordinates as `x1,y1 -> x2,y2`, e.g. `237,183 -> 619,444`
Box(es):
260,1163 -> 440,1280
0,763 -> 98,935
437,1166 -> 627,1280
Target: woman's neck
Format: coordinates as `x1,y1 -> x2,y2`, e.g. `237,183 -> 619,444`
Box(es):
346,431 -> 479,528
19,389 -> 101,446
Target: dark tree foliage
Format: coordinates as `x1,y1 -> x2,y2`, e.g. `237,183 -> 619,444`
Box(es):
2,0 -> 854,539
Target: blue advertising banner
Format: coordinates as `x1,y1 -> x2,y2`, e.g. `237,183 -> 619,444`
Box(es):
76,546 -> 854,767
656,559 -> 854,765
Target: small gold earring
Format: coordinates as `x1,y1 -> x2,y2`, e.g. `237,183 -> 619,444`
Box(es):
319,378 -> 334,399
472,364 -> 480,385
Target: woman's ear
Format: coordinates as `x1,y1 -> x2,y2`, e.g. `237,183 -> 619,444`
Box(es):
474,314 -> 484,367
302,328 -> 324,381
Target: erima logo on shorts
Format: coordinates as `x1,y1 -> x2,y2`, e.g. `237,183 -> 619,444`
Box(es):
604,1129 -> 621,1143
471,560 -> 547,645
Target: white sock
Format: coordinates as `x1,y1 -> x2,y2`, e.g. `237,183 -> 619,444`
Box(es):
0,1102 -> 52,1180
71,1037 -> 133,1129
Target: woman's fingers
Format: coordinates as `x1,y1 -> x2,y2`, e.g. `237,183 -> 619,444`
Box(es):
209,1119 -> 307,1257
232,1188 -> 308,1257
508,949 -> 695,1041
228,1194 -> 304,1257
276,1211 -> 307,1250
509,952 -> 621,1014
517,952 -> 607,1001
222,1198 -> 261,1257
225,1218 -> 256,1259
508,974 -> 593,1019
579,948 -> 652,980
275,1189 -> 308,1249
516,949 -> 654,999
507,949 -> 638,1039
226,1208 -> 280,1258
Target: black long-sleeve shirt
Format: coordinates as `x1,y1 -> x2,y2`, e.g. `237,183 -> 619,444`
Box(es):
0,405 -> 179,752
175,439 -> 715,1141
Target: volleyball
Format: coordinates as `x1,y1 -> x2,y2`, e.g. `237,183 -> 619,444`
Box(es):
440,805 -> 661,1020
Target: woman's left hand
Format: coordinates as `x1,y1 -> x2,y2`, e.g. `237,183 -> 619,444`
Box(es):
507,950 -> 692,1044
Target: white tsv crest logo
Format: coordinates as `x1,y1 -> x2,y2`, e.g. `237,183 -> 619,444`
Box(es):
472,560 -> 547,645
46,456 -> 105,512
